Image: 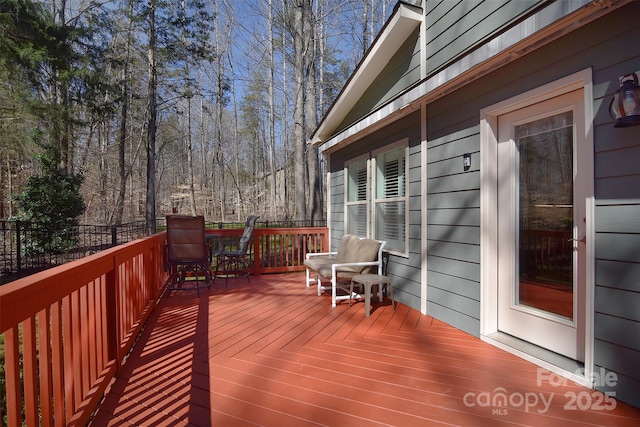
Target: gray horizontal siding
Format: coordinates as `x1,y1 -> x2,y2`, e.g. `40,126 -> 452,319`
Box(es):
427,300 -> 479,337
428,207 -> 479,227
596,205 -> 640,233
594,340 -> 640,395
428,173 -> 480,194
427,255 -> 480,283
595,234 -> 640,264
428,224 -> 479,245
596,145 -> 640,182
424,0 -> 542,76
595,175 -> 640,201
595,313 -> 640,353
428,286 -> 480,319
593,369 -> 640,411
426,241 -> 479,264
425,122 -> 481,334
595,103 -> 640,153
428,191 -> 480,209
595,260 -> 640,293
595,287 -> 640,324
429,270 -> 480,301
329,169 -> 345,240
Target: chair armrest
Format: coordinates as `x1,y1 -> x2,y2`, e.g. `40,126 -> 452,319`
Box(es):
331,260 -> 381,273
306,251 -> 338,260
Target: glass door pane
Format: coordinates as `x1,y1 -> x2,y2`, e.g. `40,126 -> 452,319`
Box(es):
517,112 -> 574,319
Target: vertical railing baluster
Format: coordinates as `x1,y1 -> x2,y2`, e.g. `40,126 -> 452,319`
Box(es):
4,326 -> 21,426
38,308 -> 54,426
51,301 -> 65,426
22,317 -> 38,425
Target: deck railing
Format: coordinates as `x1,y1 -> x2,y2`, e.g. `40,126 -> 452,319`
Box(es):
520,229 -> 573,285
0,226 -> 328,426
207,227 -> 329,274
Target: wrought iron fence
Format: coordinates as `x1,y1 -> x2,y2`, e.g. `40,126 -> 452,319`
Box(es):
0,218 -> 326,284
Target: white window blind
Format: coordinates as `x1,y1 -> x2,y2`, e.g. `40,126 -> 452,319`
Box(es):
343,142 -> 408,256
346,159 -> 368,236
374,146 -> 406,253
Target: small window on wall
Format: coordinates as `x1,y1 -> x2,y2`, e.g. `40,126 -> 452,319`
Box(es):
373,142 -> 408,255
346,157 -> 369,237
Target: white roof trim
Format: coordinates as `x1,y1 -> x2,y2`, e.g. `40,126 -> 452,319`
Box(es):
310,3 -> 422,145
317,0 -> 627,155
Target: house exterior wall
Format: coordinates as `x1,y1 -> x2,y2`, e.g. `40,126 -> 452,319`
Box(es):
590,7 -> 640,405
424,3 -> 640,407
425,122 -> 481,335
322,0 -> 639,409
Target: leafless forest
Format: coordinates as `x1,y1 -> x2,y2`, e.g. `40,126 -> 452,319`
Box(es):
0,0 -> 393,227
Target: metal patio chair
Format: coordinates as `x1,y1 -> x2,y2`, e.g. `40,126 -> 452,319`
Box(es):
213,215 -> 259,286
164,215 -> 212,296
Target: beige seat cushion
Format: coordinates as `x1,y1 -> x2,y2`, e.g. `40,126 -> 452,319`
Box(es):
352,238 -> 380,275
306,234 -> 381,280
303,258 -> 335,272
334,234 -> 359,263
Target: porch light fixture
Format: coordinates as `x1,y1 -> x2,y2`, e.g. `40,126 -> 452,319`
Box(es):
609,72 -> 640,127
463,153 -> 471,171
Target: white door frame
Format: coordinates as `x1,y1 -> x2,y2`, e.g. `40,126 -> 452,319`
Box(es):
479,68 -> 595,388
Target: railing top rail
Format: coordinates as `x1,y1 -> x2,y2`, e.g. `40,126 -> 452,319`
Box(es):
0,233 -> 166,332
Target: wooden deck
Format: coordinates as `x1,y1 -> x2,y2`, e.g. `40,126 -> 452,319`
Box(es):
89,273 -> 640,426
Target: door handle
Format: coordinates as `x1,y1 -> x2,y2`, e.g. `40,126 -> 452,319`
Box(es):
567,237 -> 586,243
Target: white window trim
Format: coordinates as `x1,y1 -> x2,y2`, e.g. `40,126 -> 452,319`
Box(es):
372,138 -> 410,257
479,68 -> 595,388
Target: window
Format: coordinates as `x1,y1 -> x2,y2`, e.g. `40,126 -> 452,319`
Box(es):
346,157 -> 369,236
373,145 -> 407,253
344,140 -> 408,255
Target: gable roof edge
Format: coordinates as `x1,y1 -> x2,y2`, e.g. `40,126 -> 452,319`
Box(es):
309,2 -> 423,145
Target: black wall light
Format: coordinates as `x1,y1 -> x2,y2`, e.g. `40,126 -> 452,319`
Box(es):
609,72 -> 640,127
463,153 -> 471,171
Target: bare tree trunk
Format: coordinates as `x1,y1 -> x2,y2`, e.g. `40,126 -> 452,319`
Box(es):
227,53 -> 242,221
362,0 -> 369,56
186,93 -> 197,215
282,0 -> 290,220
99,124 -> 108,222
145,0 -> 157,234
213,0 -> 227,221
304,0 -> 322,222
48,0 -> 71,172
114,81 -> 128,225
268,0 -> 277,221
197,74 -> 211,218
215,70 -> 226,221
1,159 -> 6,218
182,0 -> 197,216
316,0 -> 324,112
292,0 -> 307,221
113,0 -> 135,226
